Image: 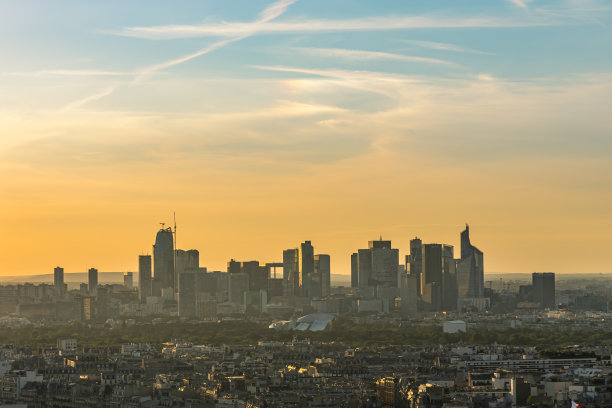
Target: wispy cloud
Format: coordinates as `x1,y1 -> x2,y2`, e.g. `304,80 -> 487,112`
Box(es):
64,0 -> 297,109
293,47 -> 460,67
404,40 -> 493,55
109,15 -> 559,40
62,85 -> 120,111
507,0 -> 531,9
2,70 -> 133,77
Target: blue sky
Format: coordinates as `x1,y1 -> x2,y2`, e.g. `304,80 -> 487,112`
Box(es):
3,0 -> 611,83
1,0 -> 612,275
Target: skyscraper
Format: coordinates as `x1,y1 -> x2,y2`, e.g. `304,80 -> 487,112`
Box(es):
178,270 -> 197,317
442,245 -> 457,311
421,244 -> 442,311
300,241 -> 314,297
138,255 -> 152,302
315,254 -> 331,298
399,272 -> 418,315
283,248 -> 299,296
532,272 -> 555,309
176,249 -> 199,282
351,253 -> 359,288
153,227 -> 175,292
54,266 -> 65,297
409,238 -> 423,293
351,238 -> 399,298
456,225 -> 485,307
88,267 -> 98,295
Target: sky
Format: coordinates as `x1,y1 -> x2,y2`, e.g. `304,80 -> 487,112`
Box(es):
1,0 -> 611,277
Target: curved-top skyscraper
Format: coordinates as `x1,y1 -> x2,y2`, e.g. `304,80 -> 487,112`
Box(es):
457,224 -> 484,299
153,227 -> 175,292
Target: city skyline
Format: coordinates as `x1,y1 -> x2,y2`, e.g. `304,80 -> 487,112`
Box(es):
0,221 -> 546,279
1,0 -> 612,276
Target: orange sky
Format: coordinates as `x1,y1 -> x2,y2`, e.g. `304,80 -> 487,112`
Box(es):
1,1 -> 612,277
1,103 -> 611,276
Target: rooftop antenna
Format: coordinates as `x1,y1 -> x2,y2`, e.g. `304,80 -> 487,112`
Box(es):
173,212 -> 177,294
173,212 -> 177,249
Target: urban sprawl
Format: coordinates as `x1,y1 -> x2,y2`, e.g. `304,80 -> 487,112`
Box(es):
0,224 -> 611,407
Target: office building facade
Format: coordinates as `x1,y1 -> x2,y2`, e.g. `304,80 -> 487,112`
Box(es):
138,255 -> 152,302
153,227 -> 175,292
532,272 -> 555,309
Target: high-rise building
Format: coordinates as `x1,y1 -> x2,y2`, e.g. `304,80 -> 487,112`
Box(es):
283,248 -> 299,296
88,268 -> 98,295
421,244 -> 442,311
409,238 -> 423,293
229,273 -> 249,305
123,272 -> 133,290
350,249 -> 373,291
351,238 -> 399,299
178,270 -> 197,317
369,239 -> 399,287
315,254 -> 331,298
227,259 -> 241,274
532,272 -> 555,309
456,225 -> 485,308
417,243 -> 456,311
442,245 -> 457,311
227,260 -> 268,293
351,253 -> 359,288
176,250 -> 199,278
138,255 -> 152,302
54,266 -> 65,297
300,241 -> 315,297
399,272 -> 418,314
153,227 -> 175,292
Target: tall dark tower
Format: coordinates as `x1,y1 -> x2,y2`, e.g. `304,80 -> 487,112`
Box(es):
409,238 -> 423,293
532,272 -> 555,309
457,224 -> 484,302
54,266 -> 65,297
300,241 -> 314,297
139,255 -> 152,302
154,227 -> 175,292
88,267 -> 98,295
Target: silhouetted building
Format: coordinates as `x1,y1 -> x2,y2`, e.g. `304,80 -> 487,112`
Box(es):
315,254 -> 331,298
178,270 -> 197,318
351,253 -> 359,288
54,266 -> 65,297
243,261 -> 268,292
300,241 -> 315,297
138,255 -> 152,302
351,238 -> 399,300
442,245 -> 457,311
176,249 -> 199,278
457,225 -> 485,308
153,227 -> 175,293
88,268 -> 98,295
267,278 -> 284,298
229,273 -> 249,305
123,272 -> 133,289
227,259 -> 241,274
409,238 -> 423,293
283,248 -> 299,296
532,272 -> 555,309
421,244 -> 442,311
399,273 -> 418,314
